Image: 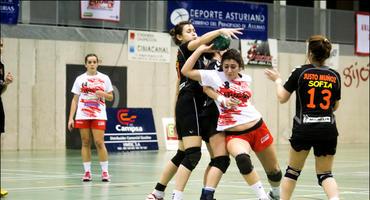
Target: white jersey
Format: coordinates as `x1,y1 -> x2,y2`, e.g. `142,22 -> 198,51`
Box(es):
199,70 -> 262,131
71,72 -> 113,120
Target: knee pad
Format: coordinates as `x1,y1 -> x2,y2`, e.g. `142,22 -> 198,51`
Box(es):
171,150 -> 185,167
317,172 -> 333,186
235,153 -> 253,175
267,170 -> 282,182
210,155 -> 230,173
284,166 -> 301,181
181,147 -> 201,171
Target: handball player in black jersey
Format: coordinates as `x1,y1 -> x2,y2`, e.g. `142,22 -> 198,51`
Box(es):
146,21 -> 242,200
265,35 -> 341,200
1,38 -> 14,197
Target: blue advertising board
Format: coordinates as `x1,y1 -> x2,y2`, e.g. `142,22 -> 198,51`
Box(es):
0,0 -> 19,24
105,108 -> 159,152
167,1 -> 268,40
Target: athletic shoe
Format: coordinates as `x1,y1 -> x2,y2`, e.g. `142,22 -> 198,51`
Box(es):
268,190 -> 280,200
0,188 -> 8,197
145,193 -> 164,200
200,197 -> 216,200
101,171 -> 110,182
82,171 -> 92,182
200,193 -> 216,200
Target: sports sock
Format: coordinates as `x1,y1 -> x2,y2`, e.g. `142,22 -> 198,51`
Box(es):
172,190 -> 183,200
251,181 -> 268,199
83,162 -> 91,172
270,186 -> 280,196
152,190 -> 164,199
204,186 -> 215,191
155,182 -> 166,191
100,161 -> 108,172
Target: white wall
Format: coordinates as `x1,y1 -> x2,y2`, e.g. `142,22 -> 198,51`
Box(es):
1,38 -> 369,150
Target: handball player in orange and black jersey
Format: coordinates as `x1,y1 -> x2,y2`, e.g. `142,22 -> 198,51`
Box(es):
265,35 -> 341,200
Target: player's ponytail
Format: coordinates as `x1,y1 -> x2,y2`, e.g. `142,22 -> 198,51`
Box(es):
308,35 -> 332,65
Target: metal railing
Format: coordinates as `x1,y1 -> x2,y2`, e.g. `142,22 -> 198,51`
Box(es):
14,1 -> 356,44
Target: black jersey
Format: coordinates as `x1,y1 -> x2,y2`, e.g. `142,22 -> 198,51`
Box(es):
0,61 -> 5,133
176,41 -> 206,98
201,58 -> 221,108
284,64 -> 341,139
175,41 -> 208,138
0,61 -> 5,93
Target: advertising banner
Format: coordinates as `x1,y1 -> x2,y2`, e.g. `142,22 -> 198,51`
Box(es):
167,1 -> 268,40
241,39 -> 278,67
162,118 -> 178,151
128,30 -> 171,63
81,0 -> 120,22
355,12 -> 370,55
105,108 -> 158,152
0,0 -> 19,24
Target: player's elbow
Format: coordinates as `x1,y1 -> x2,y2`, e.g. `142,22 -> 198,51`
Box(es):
181,68 -> 189,77
278,98 -> 288,104
277,95 -> 289,104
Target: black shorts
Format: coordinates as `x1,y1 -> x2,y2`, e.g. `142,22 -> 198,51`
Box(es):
0,98 -> 4,134
199,102 -> 220,143
289,136 -> 337,157
175,93 -> 202,140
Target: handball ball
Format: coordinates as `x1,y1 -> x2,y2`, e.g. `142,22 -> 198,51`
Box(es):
212,35 -> 231,50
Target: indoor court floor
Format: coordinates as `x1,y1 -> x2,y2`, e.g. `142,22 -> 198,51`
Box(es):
1,143 -> 368,200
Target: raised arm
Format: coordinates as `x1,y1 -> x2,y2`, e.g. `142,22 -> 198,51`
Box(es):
181,45 -> 213,81
188,28 -> 243,51
264,67 -> 291,104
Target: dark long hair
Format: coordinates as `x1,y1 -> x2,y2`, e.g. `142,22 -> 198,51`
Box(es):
308,35 -> 332,65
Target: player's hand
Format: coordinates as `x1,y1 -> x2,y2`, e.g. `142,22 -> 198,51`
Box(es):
225,97 -> 240,108
67,119 -> 74,132
219,28 -> 243,39
217,95 -> 239,109
230,97 -> 241,105
4,72 -> 13,85
198,44 -> 215,53
95,90 -> 105,98
264,67 -> 281,82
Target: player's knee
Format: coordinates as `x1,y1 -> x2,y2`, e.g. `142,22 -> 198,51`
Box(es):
171,150 -> 185,167
267,169 -> 282,182
94,140 -> 105,149
181,147 -> 201,171
208,158 -> 215,167
235,153 -> 254,175
317,171 -> 333,186
81,138 -> 90,147
284,166 -> 301,181
210,155 -> 230,173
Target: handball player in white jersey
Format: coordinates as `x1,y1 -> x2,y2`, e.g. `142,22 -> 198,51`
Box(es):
68,54 -> 113,182
182,46 -> 282,200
